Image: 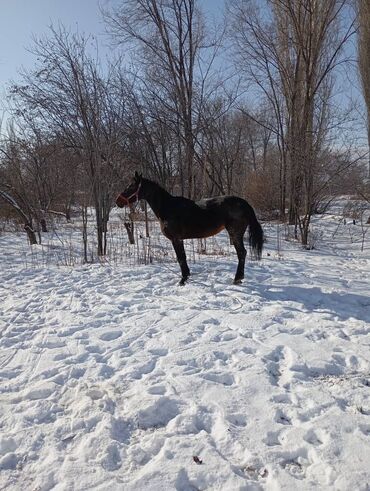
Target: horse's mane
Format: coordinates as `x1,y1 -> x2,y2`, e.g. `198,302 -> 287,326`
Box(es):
142,177 -> 172,198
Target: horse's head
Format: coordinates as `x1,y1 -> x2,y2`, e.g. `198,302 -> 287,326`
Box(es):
116,172 -> 143,207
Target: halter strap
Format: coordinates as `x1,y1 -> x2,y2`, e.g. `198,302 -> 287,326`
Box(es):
119,182 -> 141,206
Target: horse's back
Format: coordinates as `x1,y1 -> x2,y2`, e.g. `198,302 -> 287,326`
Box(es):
197,195 -> 255,219
162,195 -> 225,239
196,195 -> 247,209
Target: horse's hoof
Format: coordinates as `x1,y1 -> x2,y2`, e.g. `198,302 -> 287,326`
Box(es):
179,278 -> 188,286
233,279 -> 243,285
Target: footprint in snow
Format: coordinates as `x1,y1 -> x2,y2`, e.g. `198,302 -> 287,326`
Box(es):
359,424 -> 370,436
264,429 -> 284,447
63,353 -> 89,365
53,352 -> 69,361
201,371 -> 235,386
136,397 -> 180,430
129,359 -> 157,379
0,368 -> 22,380
98,364 -> 114,379
175,468 -> 196,491
99,330 -> 122,341
57,325 -> 85,337
36,339 -> 66,349
20,384 -> 55,402
281,459 -> 306,478
86,388 -> 106,400
38,367 -> 59,379
271,393 -> 293,404
110,417 -> 132,444
213,351 -> 230,362
264,346 -> 285,386
275,409 -> 292,425
0,452 -> 21,471
148,348 -> 168,357
275,448 -> 310,479
226,413 -> 247,427
147,385 -> 167,395
100,443 -> 122,471
85,344 -> 105,354
303,428 -> 328,446
210,331 -> 238,343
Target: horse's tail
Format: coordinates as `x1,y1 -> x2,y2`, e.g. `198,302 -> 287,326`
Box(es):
248,212 -> 264,260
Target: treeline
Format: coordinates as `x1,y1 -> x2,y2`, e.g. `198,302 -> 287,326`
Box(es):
0,0 -> 368,253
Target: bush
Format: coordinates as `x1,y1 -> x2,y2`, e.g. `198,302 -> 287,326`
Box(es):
244,169 -> 280,216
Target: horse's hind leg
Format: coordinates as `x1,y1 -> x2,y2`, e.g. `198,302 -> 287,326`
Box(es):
172,239 -> 190,285
229,233 -> 246,284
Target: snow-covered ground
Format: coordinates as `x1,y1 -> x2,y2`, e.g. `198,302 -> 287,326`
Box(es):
1,200 -> 370,490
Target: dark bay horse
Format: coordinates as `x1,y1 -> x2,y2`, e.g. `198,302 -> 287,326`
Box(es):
116,172 -> 263,285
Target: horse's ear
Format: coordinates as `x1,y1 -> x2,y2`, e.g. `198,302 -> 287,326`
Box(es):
134,171 -> 142,181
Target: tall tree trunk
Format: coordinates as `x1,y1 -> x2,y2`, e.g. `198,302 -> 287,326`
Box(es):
25,223 -> 38,245
0,190 -> 38,245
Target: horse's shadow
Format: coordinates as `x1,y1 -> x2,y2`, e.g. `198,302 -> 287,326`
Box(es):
247,283 -> 369,324
188,260 -> 369,324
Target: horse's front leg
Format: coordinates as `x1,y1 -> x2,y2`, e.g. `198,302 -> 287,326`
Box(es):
171,239 -> 190,285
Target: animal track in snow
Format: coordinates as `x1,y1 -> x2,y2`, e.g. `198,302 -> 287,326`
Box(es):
213,351 -> 230,363
281,458 -> 306,479
264,345 -> 286,386
271,393 -> 293,404
303,429 -> 328,446
297,402 -> 337,424
201,371 -> 235,386
0,452 -> 21,471
99,330 -> 122,341
359,424 -> 370,436
136,397 -> 181,430
100,443 -> 122,471
85,344 -> 105,354
264,429 -> 285,447
147,385 -> 167,395
275,409 -> 292,425
210,331 -> 238,343
22,383 -> 55,402
148,348 -> 168,357
110,417 -> 132,444
226,413 -> 247,427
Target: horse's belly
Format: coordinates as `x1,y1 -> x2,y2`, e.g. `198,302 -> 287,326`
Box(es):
159,217 -> 225,240
182,224 -> 225,239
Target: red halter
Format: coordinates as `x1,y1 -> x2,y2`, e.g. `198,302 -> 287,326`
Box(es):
118,182 -> 141,206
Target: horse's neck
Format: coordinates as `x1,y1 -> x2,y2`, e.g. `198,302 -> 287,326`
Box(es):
142,180 -> 172,219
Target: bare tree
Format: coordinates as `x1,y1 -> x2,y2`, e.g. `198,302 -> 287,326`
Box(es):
198,101 -> 273,198
0,189 -> 38,244
0,136 -> 39,244
358,0 -> 370,178
104,0 -> 225,199
9,26 -> 129,256
229,1 -> 290,219
230,0 -> 357,245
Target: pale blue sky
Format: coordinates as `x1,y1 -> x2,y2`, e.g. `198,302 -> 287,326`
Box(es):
0,1 -> 106,95
0,0 -> 224,119
0,0 -> 224,103
0,0 -> 365,145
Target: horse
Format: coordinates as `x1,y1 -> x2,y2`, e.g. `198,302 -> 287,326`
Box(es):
116,172 -> 264,285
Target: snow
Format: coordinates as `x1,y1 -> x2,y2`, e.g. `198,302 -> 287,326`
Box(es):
0,199 -> 370,490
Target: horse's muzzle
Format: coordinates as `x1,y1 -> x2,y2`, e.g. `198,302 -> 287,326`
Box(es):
116,194 -> 128,207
